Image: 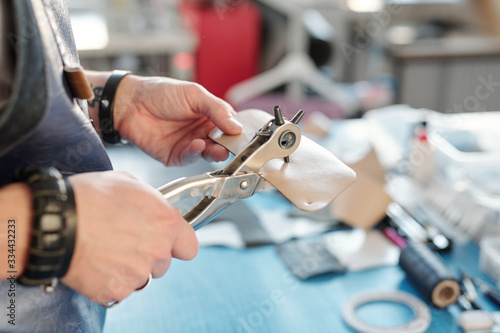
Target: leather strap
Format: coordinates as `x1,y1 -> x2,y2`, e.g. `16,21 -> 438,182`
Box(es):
209,109 -> 357,212
63,65 -> 94,100
99,70 -> 129,143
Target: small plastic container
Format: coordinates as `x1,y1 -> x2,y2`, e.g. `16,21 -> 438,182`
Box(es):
430,128 -> 500,173
429,122 -> 500,241
480,236 -> 500,288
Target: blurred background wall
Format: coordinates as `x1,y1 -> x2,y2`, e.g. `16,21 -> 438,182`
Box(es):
67,0 -> 500,116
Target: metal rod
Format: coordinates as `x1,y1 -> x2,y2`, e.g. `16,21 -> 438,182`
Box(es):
274,106 -> 284,125
291,109 -> 305,124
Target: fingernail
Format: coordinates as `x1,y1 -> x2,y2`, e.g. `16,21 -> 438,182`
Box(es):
225,117 -> 243,131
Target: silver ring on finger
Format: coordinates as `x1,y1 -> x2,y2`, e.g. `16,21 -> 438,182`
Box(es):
135,273 -> 152,291
101,300 -> 120,308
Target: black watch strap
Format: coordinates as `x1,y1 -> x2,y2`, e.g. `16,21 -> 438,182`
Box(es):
15,166 -> 77,291
99,70 -> 130,144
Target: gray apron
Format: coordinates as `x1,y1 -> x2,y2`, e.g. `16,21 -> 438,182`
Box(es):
0,0 -> 112,331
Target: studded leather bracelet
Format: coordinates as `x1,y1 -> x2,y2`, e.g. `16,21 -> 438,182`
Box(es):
14,166 -> 77,291
99,70 -> 130,144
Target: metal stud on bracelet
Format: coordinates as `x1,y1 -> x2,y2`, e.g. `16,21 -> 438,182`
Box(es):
14,166 -> 77,291
99,70 -> 130,144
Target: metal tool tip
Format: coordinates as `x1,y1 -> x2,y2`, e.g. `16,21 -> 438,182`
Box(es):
273,106 -> 284,125
291,109 -> 305,124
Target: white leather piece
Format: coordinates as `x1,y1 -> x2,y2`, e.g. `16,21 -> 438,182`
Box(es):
210,109 -> 356,211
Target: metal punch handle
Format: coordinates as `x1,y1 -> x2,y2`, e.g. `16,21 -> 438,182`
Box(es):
158,173 -> 219,204
159,107 -> 305,230
159,172 -> 263,230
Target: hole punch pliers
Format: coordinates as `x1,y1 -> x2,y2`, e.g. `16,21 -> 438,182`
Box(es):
158,106 -> 304,230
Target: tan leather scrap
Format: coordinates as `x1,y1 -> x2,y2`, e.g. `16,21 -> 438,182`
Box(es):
210,109 -> 356,212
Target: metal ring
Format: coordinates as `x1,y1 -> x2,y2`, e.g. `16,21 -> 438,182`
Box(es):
342,291 -> 431,333
101,273 -> 152,308
135,273 -> 153,291
101,300 -> 120,309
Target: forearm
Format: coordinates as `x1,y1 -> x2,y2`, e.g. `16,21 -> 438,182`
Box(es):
0,183 -> 32,280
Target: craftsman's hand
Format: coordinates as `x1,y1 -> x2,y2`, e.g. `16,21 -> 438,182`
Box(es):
112,76 -> 243,166
61,171 -> 198,304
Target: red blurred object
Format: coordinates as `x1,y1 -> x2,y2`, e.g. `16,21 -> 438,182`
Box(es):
180,0 -> 261,99
173,52 -> 195,71
382,225 -> 407,249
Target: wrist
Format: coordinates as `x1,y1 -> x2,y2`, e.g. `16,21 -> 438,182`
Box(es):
112,73 -> 139,137
85,71 -> 111,130
0,183 -> 32,280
